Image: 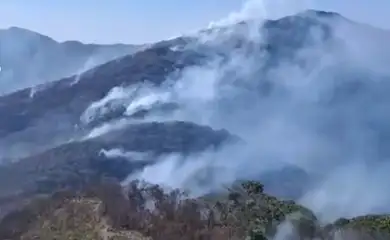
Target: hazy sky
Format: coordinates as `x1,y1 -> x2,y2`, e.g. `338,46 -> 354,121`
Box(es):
0,0 -> 389,44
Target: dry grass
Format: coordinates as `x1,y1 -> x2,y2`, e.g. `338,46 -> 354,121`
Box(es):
1,179 -> 390,240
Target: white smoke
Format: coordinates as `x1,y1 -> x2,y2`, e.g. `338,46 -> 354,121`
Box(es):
80,85 -> 138,125
81,82 -> 172,124
79,0 -> 390,235
83,118 -> 132,139
100,148 -> 151,161
208,0 -> 312,28
71,55 -> 100,86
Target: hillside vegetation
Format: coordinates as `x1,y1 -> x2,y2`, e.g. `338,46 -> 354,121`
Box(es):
0,179 -> 389,240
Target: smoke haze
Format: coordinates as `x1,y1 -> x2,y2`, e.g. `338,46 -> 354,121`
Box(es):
77,0 -> 390,226
2,1 -> 390,236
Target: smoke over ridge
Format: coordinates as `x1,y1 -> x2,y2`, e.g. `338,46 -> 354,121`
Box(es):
61,0 -> 390,226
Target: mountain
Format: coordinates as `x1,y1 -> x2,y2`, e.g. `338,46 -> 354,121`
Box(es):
0,27 -> 144,95
0,121 -> 233,199
0,10 -> 341,159
1,10 -> 389,163
1,9 -> 390,239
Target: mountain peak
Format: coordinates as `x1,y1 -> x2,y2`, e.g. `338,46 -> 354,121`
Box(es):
302,9 -> 341,16
4,26 -> 41,35
6,26 -> 31,32
296,9 -> 344,21
0,26 -> 56,43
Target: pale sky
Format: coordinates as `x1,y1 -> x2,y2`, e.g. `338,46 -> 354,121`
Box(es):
0,0 -> 389,44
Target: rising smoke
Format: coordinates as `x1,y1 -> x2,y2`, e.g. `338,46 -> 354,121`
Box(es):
80,0 -> 390,230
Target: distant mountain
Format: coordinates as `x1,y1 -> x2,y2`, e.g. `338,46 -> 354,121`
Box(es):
0,27 -> 145,94
0,9 -> 387,160
1,10 -> 390,231
0,9 -> 389,166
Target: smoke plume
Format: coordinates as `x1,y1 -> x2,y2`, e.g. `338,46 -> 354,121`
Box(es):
82,0 -> 390,230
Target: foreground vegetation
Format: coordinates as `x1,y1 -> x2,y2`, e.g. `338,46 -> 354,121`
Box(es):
0,179 -> 389,240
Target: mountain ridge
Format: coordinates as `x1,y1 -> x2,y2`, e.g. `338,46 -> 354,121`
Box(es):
0,26 -> 146,95
1,9 -> 390,239
1,9 -> 389,169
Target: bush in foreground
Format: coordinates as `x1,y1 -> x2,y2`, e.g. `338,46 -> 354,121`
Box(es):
1,179 -> 390,239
